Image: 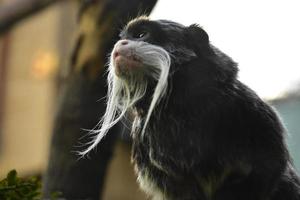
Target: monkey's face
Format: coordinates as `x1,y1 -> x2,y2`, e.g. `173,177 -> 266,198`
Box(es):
80,17 -> 210,155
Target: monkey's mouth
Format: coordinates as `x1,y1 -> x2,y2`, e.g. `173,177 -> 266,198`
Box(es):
113,52 -> 143,77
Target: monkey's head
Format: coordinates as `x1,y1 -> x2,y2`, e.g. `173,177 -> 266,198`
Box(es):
80,17 -> 236,155
112,16 -> 210,77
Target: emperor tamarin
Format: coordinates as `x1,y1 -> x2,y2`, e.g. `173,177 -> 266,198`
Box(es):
80,16 -> 300,200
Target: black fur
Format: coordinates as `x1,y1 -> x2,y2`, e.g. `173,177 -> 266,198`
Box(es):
120,18 -> 300,200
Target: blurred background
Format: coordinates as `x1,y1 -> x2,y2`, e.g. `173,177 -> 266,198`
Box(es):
0,0 -> 299,200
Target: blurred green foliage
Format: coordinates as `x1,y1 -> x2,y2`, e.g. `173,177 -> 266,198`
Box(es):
0,170 -> 41,200
0,170 -> 61,200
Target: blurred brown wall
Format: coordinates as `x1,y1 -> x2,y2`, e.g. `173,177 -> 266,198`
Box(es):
0,2 -> 76,177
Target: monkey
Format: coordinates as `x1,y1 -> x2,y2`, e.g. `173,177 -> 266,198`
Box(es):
79,16 -> 300,200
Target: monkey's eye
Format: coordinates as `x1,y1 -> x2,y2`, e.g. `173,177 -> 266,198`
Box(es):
138,32 -> 146,38
133,31 -> 149,39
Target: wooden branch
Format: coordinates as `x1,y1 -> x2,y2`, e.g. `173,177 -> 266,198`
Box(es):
0,0 -> 64,35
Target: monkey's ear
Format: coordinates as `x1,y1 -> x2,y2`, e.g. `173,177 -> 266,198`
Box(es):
185,24 -> 209,50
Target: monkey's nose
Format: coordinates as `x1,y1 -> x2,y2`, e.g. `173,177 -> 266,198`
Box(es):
120,40 -> 129,46
113,40 -> 131,59
116,40 -> 129,48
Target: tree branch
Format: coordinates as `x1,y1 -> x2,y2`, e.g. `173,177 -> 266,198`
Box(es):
0,0 -> 64,35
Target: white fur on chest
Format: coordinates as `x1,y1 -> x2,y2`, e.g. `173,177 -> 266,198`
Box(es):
136,169 -> 166,200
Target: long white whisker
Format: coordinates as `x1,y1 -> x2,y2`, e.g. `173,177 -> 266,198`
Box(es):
140,47 -> 171,137
79,42 -> 171,156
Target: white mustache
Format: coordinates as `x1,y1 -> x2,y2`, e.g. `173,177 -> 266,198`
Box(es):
79,41 -> 171,156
